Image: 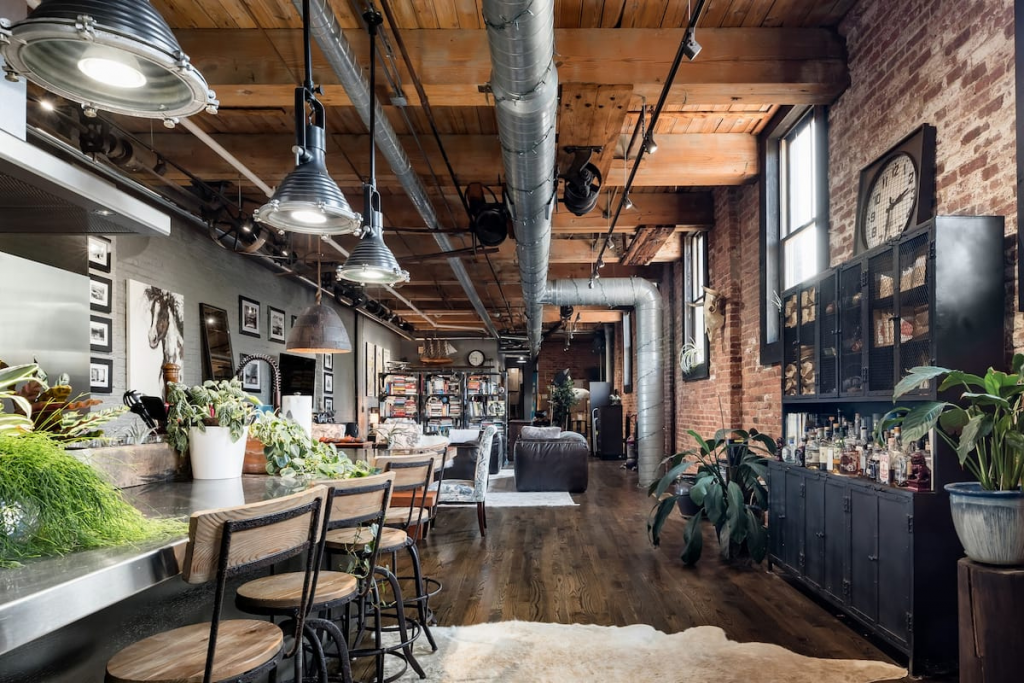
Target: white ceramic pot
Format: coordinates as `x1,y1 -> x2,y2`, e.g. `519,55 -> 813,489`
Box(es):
946,482 -> 1024,565
189,426 -> 246,480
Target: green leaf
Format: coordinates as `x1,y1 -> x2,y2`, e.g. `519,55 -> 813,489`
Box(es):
746,508 -> 768,562
894,366 -> 951,398
938,407 -> 970,435
726,481 -> 745,541
750,432 -> 777,456
956,414 -> 990,464
961,393 -> 1011,410
939,371 -> 987,392
899,401 -> 948,443
687,430 -> 709,454
984,370 -> 1019,396
1013,354 -> 1024,375
647,497 -> 677,547
680,510 -> 704,565
689,477 -> 710,506
705,482 -> 725,525
653,462 -> 694,498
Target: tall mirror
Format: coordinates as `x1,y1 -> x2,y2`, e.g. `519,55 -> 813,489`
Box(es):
200,303 -> 234,380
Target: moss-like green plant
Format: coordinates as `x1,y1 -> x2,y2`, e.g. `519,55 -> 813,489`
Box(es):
0,432 -> 185,567
166,379 -> 261,455
249,412 -> 375,480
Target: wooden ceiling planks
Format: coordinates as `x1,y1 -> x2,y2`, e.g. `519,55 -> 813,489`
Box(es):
620,226 -> 677,266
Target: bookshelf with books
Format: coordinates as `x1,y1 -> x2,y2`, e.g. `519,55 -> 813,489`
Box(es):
465,372 -> 508,455
380,372 -> 420,421
422,373 -> 463,436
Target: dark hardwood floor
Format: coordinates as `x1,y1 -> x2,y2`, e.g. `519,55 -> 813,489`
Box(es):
384,460 -> 947,682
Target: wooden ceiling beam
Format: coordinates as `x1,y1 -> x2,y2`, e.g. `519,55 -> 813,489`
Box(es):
621,227 -> 678,266
177,27 -> 848,107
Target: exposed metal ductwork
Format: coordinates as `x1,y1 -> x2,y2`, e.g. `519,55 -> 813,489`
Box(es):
482,0 -> 558,355
296,0 -> 499,340
543,278 -> 664,487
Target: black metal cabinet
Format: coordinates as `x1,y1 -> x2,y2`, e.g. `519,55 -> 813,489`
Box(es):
822,477 -> 849,604
783,469 -> 805,571
877,493 -> 913,645
804,474 -> 826,588
848,485 -> 879,624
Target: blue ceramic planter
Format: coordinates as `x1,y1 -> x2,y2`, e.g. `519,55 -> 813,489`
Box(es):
945,482 -> 1024,566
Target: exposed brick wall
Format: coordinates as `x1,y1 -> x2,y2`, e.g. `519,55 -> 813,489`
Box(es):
536,334 -> 601,421
830,0 -> 1018,350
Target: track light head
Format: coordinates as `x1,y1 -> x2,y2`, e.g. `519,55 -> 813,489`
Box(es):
646,136 -> 658,154
683,29 -> 701,60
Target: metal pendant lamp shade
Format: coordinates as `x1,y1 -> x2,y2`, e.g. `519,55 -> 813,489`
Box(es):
336,227 -> 409,285
0,0 -> 218,120
254,125 -> 361,235
286,301 -> 352,354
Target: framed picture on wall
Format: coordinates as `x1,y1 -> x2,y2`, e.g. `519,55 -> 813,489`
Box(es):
90,357 -> 113,394
324,372 -> 333,394
291,314 -> 297,329
324,396 -> 334,412
87,236 -> 112,273
90,316 -> 112,353
375,346 -> 384,386
365,342 -> 376,397
268,306 -> 286,343
239,296 -> 260,337
241,354 -> 261,391
90,274 -> 112,313
382,348 -> 391,373
323,353 -> 333,371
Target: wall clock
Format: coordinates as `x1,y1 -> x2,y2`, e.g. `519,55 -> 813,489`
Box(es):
854,124 -> 936,254
467,349 -> 485,367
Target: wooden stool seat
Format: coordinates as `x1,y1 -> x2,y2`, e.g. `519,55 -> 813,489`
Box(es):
106,620 -> 283,683
236,571 -> 359,610
326,526 -> 409,553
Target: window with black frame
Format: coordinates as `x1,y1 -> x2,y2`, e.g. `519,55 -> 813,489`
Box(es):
760,106 -> 829,365
681,231 -> 709,381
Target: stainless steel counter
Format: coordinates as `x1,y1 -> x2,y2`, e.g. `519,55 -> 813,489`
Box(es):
0,475 -> 309,657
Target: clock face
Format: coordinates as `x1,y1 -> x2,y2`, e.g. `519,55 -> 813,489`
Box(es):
467,350 -> 485,367
863,152 -> 918,249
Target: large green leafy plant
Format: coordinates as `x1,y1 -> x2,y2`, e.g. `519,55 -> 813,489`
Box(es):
165,379 -> 261,455
549,378 -> 578,431
648,428 -> 776,565
249,412 -> 375,480
878,357 -> 1024,491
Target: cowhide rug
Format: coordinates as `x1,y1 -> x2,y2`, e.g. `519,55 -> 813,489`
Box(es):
386,621 -> 907,682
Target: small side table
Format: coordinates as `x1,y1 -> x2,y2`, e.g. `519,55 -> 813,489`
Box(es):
958,558 -> 1024,682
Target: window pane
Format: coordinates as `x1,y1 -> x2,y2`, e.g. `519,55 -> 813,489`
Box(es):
786,120 -> 815,235
784,225 -> 818,289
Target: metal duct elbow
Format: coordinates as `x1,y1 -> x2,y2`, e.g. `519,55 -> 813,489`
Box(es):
542,278 -> 665,487
483,0 -> 558,355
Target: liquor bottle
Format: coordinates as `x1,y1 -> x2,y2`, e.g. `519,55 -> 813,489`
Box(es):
795,436 -> 806,467
805,428 -> 820,469
776,437 -> 786,462
892,427 -> 909,486
879,430 -> 892,485
866,447 -> 880,480
824,428 -> 838,474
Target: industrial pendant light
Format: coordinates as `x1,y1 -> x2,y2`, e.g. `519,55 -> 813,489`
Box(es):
336,10 -> 408,285
253,0 -> 360,235
0,0 -> 218,122
287,250 -> 352,354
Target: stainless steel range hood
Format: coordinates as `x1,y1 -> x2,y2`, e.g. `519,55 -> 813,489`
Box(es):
0,127 -> 171,236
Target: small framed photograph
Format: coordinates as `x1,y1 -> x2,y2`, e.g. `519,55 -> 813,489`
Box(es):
90,357 -> 113,394
268,306 -> 286,343
87,236 -> 112,273
239,296 -> 260,337
324,396 -> 334,412
90,274 -> 112,313
241,354 -> 261,391
323,353 -> 333,371
323,372 -> 333,394
90,316 -> 112,353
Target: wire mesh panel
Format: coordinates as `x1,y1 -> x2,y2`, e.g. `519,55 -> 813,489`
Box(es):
868,249 -> 896,394
798,283 -> 817,396
897,234 -> 932,394
818,273 -> 838,396
783,291 -> 800,397
839,264 -> 864,396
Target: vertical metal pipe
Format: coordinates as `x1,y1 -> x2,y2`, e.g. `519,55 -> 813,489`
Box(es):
543,278 -> 665,486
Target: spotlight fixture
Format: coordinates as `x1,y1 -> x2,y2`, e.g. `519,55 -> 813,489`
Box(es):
287,253 -> 352,354
682,27 -> 702,60
623,193 -> 634,211
646,135 -> 658,154
253,0 -> 360,235
466,182 -> 509,246
561,146 -> 603,216
336,11 -> 408,285
0,0 -> 218,121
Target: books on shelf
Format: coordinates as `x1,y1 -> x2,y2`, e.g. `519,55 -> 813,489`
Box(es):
384,374 -> 419,396
383,396 -> 417,419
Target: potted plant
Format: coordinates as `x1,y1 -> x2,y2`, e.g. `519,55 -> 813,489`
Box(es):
879,359 -> 1024,565
249,412 -> 374,480
648,428 -> 776,565
166,379 -> 260,480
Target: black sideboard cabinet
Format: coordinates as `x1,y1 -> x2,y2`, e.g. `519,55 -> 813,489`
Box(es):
769,215 -> 1006,675
593,405 -> 624,459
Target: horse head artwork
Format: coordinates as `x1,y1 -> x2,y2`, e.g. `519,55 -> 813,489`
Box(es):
144,286 -> 184,370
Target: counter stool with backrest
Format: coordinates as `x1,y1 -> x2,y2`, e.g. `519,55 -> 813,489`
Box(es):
234,473 -> 401,683
382,442 -> 449,538
361,455 -> 439,653
105,486 -> 326,683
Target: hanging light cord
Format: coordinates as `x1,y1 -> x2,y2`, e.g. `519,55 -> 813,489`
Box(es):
591,0 -> 708,280
363,9 -> 384,235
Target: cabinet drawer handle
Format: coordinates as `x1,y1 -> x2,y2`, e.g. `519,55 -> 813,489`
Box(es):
778,514 -> 786,519
868,554 -> 878,562
815,532 -> 825,538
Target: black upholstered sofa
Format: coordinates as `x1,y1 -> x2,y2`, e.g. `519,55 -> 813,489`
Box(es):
514,427 -> 589,493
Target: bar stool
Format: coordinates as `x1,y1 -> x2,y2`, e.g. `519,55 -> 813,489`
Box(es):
234,473 -> 399,683
105,486 -> 327,683
381,444 -> 449,538
368,456 -> 440,652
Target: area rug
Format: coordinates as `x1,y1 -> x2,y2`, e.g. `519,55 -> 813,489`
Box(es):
483,491 -> 577,507
388,621 -> 907,682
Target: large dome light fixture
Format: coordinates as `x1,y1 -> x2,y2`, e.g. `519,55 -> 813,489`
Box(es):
0,0 -> 218,122
335,10 -> 409,285
287,299 -> 352,354
252,0 -> 360,236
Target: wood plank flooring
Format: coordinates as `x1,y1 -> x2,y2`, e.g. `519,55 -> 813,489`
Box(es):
384,461 -> 943,682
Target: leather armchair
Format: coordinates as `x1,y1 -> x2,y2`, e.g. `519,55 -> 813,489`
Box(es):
514,432 -> 589,493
